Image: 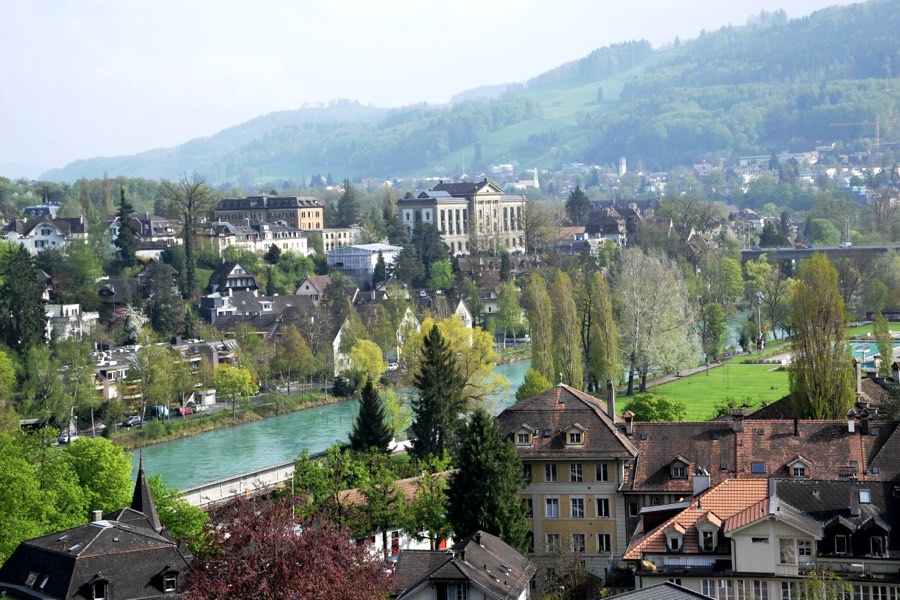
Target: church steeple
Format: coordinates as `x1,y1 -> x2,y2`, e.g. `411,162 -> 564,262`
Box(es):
131,453 -> 163,534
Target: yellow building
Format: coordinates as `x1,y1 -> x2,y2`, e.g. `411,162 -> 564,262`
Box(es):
496,384 -> 638,581
215,195 -> 323,230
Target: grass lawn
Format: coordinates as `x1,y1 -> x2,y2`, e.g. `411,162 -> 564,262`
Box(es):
847,322 -> 900,338
650,364 -> 790,421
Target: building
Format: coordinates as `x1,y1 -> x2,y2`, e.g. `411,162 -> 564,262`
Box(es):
203,220 -> 309,257
327,243 -> 403,289
397,179 -> 526,255
46,304 -> 99,342
214,195 -> 323,230
23,201 -> 62,218
495,384 -> 638,580
109,212 -> 182,259
205,261 -> 258,296
1,216 -> 88,256
0,459 -> 191,599
295,275 -> 332,303
392,531 -> 535,600
321,226 -> 361,252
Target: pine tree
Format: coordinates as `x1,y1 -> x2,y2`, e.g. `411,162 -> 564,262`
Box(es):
447,407 -> 529,551
336,179 -> 360,227
410,326 -> 465,461
373,250 -> 387,287
114,187 -> 140,268
349,379 -> 393,453
0,244 -> 47,354
565,185 -> 590,226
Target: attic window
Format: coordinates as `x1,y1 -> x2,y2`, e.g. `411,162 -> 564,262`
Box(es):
859,489 -> 872,504
756,428 -> 765,436
751,462 -> 766,474
872,467 -> 880,475
543,429 -> 552,438
850,461 -> 859,469
640,433 -> 648,441
568,431 -> 583,445
516,432 -> 531,445
671,465 -> 687,479
163,572 -> 178,593
720,462 -> 728,471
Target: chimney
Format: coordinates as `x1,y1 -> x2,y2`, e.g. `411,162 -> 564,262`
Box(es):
850,490 -> 860,516
855,358 -> 862,395
91,510 -> 103,522
474,532 -> 482,547
860,410 -> 869,436
693,471 -> 711,496
624,411 -> 634,436
606,381 -> 616,421
793,418 -> 799,437
732,410 -> 744,432
848,410 -> 856,433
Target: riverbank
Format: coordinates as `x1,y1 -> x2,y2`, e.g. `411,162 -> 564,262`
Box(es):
113,392 -> 341,451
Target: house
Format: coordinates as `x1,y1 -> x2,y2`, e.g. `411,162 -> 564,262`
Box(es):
0,459 -> 191,599
392,531 -> 535,600
108,212 -> 182,259
321,226 -> 361,252
205,261 -> 258,296
295,275 -> 332,303
202,220 -> 309,257
495,384 -> 638,580
23,201 -> 62,218
1,216 -> 88,256
605,581 -> 716,600
327,243 -> 403,289
332,304 -> 419,374
214,195 -> 323,230
397,179 -> 527,255
46,304 -> 99,342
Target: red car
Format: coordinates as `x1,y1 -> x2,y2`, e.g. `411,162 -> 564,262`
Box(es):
793,243 -> 807,249
176,406 -> 194,417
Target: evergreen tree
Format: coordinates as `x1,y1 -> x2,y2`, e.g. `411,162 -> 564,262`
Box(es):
565,185 -> 590,226
336,179 -> 360,227
499,251 -> 512,282
349,379 -> 393,453
789,254 -> 855,419
447,407 -> 529,551
0,244 -> 47,354
144,261 -> 184,336
410,326 -> 465,461
372,250 -> 387,288
114,187 -> 140,268
264,243 -> 282,265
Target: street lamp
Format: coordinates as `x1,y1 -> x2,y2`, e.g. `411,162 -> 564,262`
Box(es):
756,291 -> 765,354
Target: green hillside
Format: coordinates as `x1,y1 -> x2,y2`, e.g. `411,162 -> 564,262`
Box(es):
42,0 -> 900,184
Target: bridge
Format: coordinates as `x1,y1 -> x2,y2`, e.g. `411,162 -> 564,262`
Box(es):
740,244 -> 900,265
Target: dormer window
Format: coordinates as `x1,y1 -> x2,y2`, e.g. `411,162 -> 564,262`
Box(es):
163,572 -> 177,593
564,423 -> 587,446
793,464 -> 806,477
569,431 -> 582,445
517,432 -> 531,445
788,457 -> 810,478
701,530 -> 716,552
665,523 -> 685,552
672,465 -> 686,479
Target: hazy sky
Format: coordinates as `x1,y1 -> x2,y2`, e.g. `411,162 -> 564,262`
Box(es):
1,0 -> 853,175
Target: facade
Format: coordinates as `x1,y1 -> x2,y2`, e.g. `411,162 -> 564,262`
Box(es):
327,243 -> 403,289
1,216 -> 88,255
295,275 -> 332,303
214,195 -> 323,230
205,261 -> 258,296
204,220 -> 309,257
108,212 -> 182,259
397,179 -> 526,255
46,304 -> 99,342
392,531 -> 534,600
495,384 -> 638,580
321,226 -> 360,252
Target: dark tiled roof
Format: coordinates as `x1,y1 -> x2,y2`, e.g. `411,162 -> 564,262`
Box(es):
496,384 -> 638,459
744,396 -> 794,420
607,581 -> 717,600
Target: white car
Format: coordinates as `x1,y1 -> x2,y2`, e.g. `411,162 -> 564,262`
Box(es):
839,241 -> 852,248
58,431 -> 78,444
387,362 -> 399,372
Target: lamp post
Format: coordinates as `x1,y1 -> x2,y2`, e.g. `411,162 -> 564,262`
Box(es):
756,291 -> 765,354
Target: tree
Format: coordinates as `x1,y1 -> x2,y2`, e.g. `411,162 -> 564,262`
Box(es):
495,280 -> 521,349
349,379 -> 393,453
263,243 -> 281,265
622,393 -> 687,421
874,311 -> 892,377
132,345 -> 176,421
404,453 -> 452,550
214,364 -> 255,419
114,187 -> 140,268
271,324 -> 315,394
551,271 -> 583,387
382,389 -> 412,442
696,302 -> 727,361
145,261 -> 184,336
358,452 -> 406,559
65,437 -> 133,514
409,325 -> 465,461
565,185 -> 590,227
0,243 -> 47,353
393,245 -> 424,285
291,444 -> 368,528
349,339 -> 387,383
20,345 -> 68,426
809,218 -> 841,245
160,173 -> 217,295
428,258 -> 455,290
586,271 -> 619,391
372,250 -> 387,287
336,179 -> 360,227
447,407 -> 529,551
789,254 -> 855,419
499,250 -> 512,282
515,368 -> 553,403
526,273 -> 555,383
148,474 -> 209,550
182,497 -> 391,600
759,220 -> 786,247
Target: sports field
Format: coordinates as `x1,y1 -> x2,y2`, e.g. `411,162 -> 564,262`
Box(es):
651,364 -> 790,421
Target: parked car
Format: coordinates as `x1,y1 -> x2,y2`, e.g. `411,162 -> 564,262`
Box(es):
122,415 -> 142,427
806,244 -> 815,249
419,290 -> 427,298
793,243 -> 806,249
387,362 -> 399,372
176,406 -> 194,417
151,405 -> 170,419
58,431 -> 78,444
840,241 -> 853,248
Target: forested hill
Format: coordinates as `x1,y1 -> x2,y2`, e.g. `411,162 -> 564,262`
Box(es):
42,0 -> 900,184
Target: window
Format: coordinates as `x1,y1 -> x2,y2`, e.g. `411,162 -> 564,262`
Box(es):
571,498 -> 585,518
860,489 -> 872,503
782,582 -> 799,600
835,535 -> 848,555
751,462 -> 766,474
598,534 -> 611,552
163,573 -> 177,592
702,530 -> 716,551
871,536 -> 884,556
752,537 -> 770,544
568,431 -> 582,445
546,533 -> 561,552
597,463 -> 609,482
545,498 -> 560,518
629,502 -> 639,517
672,465 -> 686,479
517,432 -> 531,445
792,464 -> 806,477
526,499 -> 533,517
571,533 -> 586,553
545,464 -> 557,482
447,583 -> 468,600
597,497 -> 610,518
523,463 -> 532,481
92,581 -> 107,600
570,463 -> 583,482
798,540 -> 812,557
668,536 -> 681,551
779,539 -> 796,564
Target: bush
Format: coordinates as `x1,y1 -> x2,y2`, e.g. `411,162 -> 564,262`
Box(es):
140,419 -> 166,440
332,375 -> 356,397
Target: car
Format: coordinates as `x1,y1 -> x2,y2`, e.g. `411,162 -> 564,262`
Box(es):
840,241 -> 853,248
122,415 -> 142,427
419,290 -> 427,298
176,406 -> 194,417
750,246 -> 763,251
806,244 -> 815,249
58,431 -> 78,444
387,362 -> 399,372
793,243 -> 807,249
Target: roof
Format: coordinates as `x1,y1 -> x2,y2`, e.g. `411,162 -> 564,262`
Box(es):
394,531 -> 534,600
624,479 -> 769,559
298,274 -> 332,294
1,216 -> 87,237
607,581 -> 716,600
723,496 -> 823,538
495,384 -> 638,459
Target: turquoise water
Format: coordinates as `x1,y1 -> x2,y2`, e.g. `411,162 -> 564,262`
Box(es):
133,360 -> 531,489
848,342 -> 898,369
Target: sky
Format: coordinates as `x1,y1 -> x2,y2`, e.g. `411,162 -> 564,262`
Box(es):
0,0 -> 854,177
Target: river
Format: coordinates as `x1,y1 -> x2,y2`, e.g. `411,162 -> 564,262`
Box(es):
134,359 -> 531,489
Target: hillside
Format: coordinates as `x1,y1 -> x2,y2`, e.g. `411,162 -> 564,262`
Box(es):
42,0 -> 900,184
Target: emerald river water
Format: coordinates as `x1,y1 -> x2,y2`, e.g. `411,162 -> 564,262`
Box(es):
134,360 -> 531,489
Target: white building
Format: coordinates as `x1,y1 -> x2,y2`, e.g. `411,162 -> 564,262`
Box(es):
1,217 -> 88,256
45,304 -> 99,342
326,243 -> 402,289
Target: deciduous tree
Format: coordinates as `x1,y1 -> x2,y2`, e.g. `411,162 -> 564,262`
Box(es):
404,452 -> 451,550
622,393 -> 687,422
214,364 -> 255,419
552,270 -> 583,387
526,273 -> 555,383
159,173 -> 217,295
515,368 -> 553,403
874,311 -> 892,377
349,339 -> 387,383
